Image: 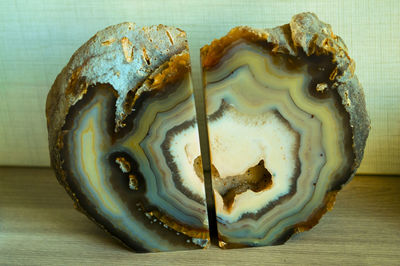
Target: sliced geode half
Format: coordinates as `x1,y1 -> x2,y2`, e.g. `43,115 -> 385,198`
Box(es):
201,12 -> 370,248
46,23 -> 209,252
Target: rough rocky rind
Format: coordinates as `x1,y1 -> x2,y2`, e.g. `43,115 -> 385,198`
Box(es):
201,12 -> 370,242
287,13 -> 370,178
46,23 -> 191,251
47,22 -> 188,159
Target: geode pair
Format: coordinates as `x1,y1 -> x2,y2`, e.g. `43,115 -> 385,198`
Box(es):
46,12 -> 370,252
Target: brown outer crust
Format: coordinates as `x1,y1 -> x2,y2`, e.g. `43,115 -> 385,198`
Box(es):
46,23 -> 192,251
201,12 -> 370,241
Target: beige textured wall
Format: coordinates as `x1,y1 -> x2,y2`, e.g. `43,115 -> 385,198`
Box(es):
0,0 -> 399,174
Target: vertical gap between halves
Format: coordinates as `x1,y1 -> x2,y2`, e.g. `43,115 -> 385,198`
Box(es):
190,50 -> 219,246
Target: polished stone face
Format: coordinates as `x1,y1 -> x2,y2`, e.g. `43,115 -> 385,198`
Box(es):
48,14 -> 369,252
61,73 -> 210,252
203,41 -> 353,247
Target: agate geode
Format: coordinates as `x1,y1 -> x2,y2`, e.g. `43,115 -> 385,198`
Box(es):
201,12 -> 370,248
46,13 -> 370,252
46,23 -> 210,252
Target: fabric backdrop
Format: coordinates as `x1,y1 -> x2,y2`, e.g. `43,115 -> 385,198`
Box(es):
0,0 -> 399,174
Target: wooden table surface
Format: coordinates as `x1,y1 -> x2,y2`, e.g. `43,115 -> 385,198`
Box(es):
1,167 -> 399,265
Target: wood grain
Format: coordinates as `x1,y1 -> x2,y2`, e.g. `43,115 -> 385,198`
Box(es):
0,0 -> 399,174
0,167 -> 399,265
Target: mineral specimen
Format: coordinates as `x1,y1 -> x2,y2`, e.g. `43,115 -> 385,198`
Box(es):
47,12 -> 370,252
46,23 -> 209,252
201,12 -> 370,248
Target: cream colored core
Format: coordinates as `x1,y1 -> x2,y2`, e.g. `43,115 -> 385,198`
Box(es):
207,98 -> 298,217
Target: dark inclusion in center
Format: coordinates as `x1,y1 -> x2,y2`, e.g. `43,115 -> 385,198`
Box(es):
212,160 -> 273,211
